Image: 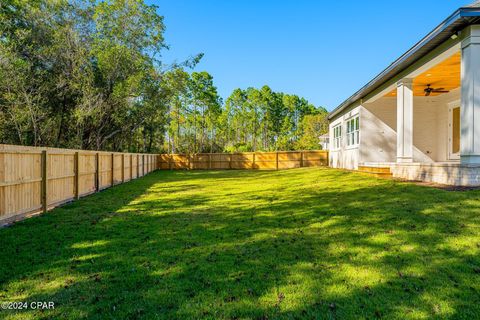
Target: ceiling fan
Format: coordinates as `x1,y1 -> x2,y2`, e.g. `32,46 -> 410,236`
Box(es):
424,84 -> 449,96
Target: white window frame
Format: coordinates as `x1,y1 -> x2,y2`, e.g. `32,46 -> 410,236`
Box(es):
333,124 -> 342,150
346,116 -> 359,148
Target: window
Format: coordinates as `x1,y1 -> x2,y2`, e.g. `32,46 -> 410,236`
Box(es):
333,125 -> 342,149
346,117 -> 359,146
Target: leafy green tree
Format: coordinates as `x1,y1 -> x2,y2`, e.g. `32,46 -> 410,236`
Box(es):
0,0 -> 328,154
295,112 -> 329,150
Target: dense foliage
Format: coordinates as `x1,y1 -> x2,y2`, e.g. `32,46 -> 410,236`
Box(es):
0,0 -> 328,153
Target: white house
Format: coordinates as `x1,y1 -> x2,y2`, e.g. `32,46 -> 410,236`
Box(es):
328,2 -> 480,186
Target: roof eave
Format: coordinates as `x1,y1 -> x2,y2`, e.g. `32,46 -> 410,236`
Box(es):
327,7 -> 480,120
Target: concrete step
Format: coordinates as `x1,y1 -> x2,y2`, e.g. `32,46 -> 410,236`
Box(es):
358,166 -> 391,174
357,171 -> 393,178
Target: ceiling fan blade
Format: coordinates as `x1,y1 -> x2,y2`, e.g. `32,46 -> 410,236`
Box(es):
432,90 -> 449,93
432,88 -> 445,91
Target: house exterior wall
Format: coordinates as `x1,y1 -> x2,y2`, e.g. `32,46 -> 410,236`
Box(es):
328,106 -> 360,170
360,96 -> 442,164
329,89 -> 460,170
360,99 -> 396,164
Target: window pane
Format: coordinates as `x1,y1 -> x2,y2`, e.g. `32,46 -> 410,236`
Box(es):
356,117 -> 359,130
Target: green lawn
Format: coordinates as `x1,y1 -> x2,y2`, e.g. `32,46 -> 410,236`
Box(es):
1,168 -> 480,319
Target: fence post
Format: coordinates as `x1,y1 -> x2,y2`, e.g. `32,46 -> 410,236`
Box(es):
300,151 -> 304,168
95,153 -> 100,191
121,154 -> 125,183
135,154 -> 138,177
111,153 -> 115,187
252,152 -> 256,169
143,154 -> 145,176
130,154 -> 133,180
229,154 -> 232,170
169,154 -> 172,170
208,153 -> 212,170
276,151 -> 279,170
41,150 -> 48,213
74,152 -> 80,200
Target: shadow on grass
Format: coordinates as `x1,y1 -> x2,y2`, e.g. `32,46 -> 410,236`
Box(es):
1,168 -> 480,319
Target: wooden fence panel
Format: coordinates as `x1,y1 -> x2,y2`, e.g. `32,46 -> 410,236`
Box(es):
158,154 -> 170,169
211,153 -> 230,169
48,152 -> 75,206
0,144 -> 159,225
79,153 -> 96,196
278,152 -> 302,169
303,150 -> 329,167
231,153 -> 254,169
99,153 -> 112,189
172,154 -> 189,169
123,155 -> 131,182
138,155 -> 144,176
148,155 -> 153,172
254,152 -> 277,170
132,155 -> 138,179
192,154 -> 209,169
0,151 -> 43,221
158,150 -> 328,171
113,154 -> 123,185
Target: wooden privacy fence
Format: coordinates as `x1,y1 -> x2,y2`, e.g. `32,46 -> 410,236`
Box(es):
158,150 -> 328,170
0,144 -> 158,225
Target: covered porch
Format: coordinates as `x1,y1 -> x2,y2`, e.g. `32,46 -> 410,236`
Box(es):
360,25 -> 480,185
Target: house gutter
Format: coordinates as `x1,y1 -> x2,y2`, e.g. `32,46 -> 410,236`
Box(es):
328,7 -> 480,120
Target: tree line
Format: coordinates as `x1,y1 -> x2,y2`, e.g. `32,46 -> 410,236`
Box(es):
0,0 -> 328,153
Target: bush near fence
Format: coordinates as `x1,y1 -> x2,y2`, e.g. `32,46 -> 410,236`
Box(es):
0,144 -> 158,225
158,150 -> 328,170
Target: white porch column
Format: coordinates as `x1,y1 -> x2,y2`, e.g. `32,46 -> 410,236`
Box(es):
461,25 -> 480,164
397,78 -> 414,163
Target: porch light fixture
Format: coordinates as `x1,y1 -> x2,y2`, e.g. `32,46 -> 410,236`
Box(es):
451,31 -> 462,40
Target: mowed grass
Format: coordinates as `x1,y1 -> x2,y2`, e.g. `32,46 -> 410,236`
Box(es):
1,168 -> 480,319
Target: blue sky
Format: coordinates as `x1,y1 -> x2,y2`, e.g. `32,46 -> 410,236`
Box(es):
150,1 -> 471,111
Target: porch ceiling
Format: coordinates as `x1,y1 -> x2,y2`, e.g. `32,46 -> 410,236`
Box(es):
385,52 -> 460,97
